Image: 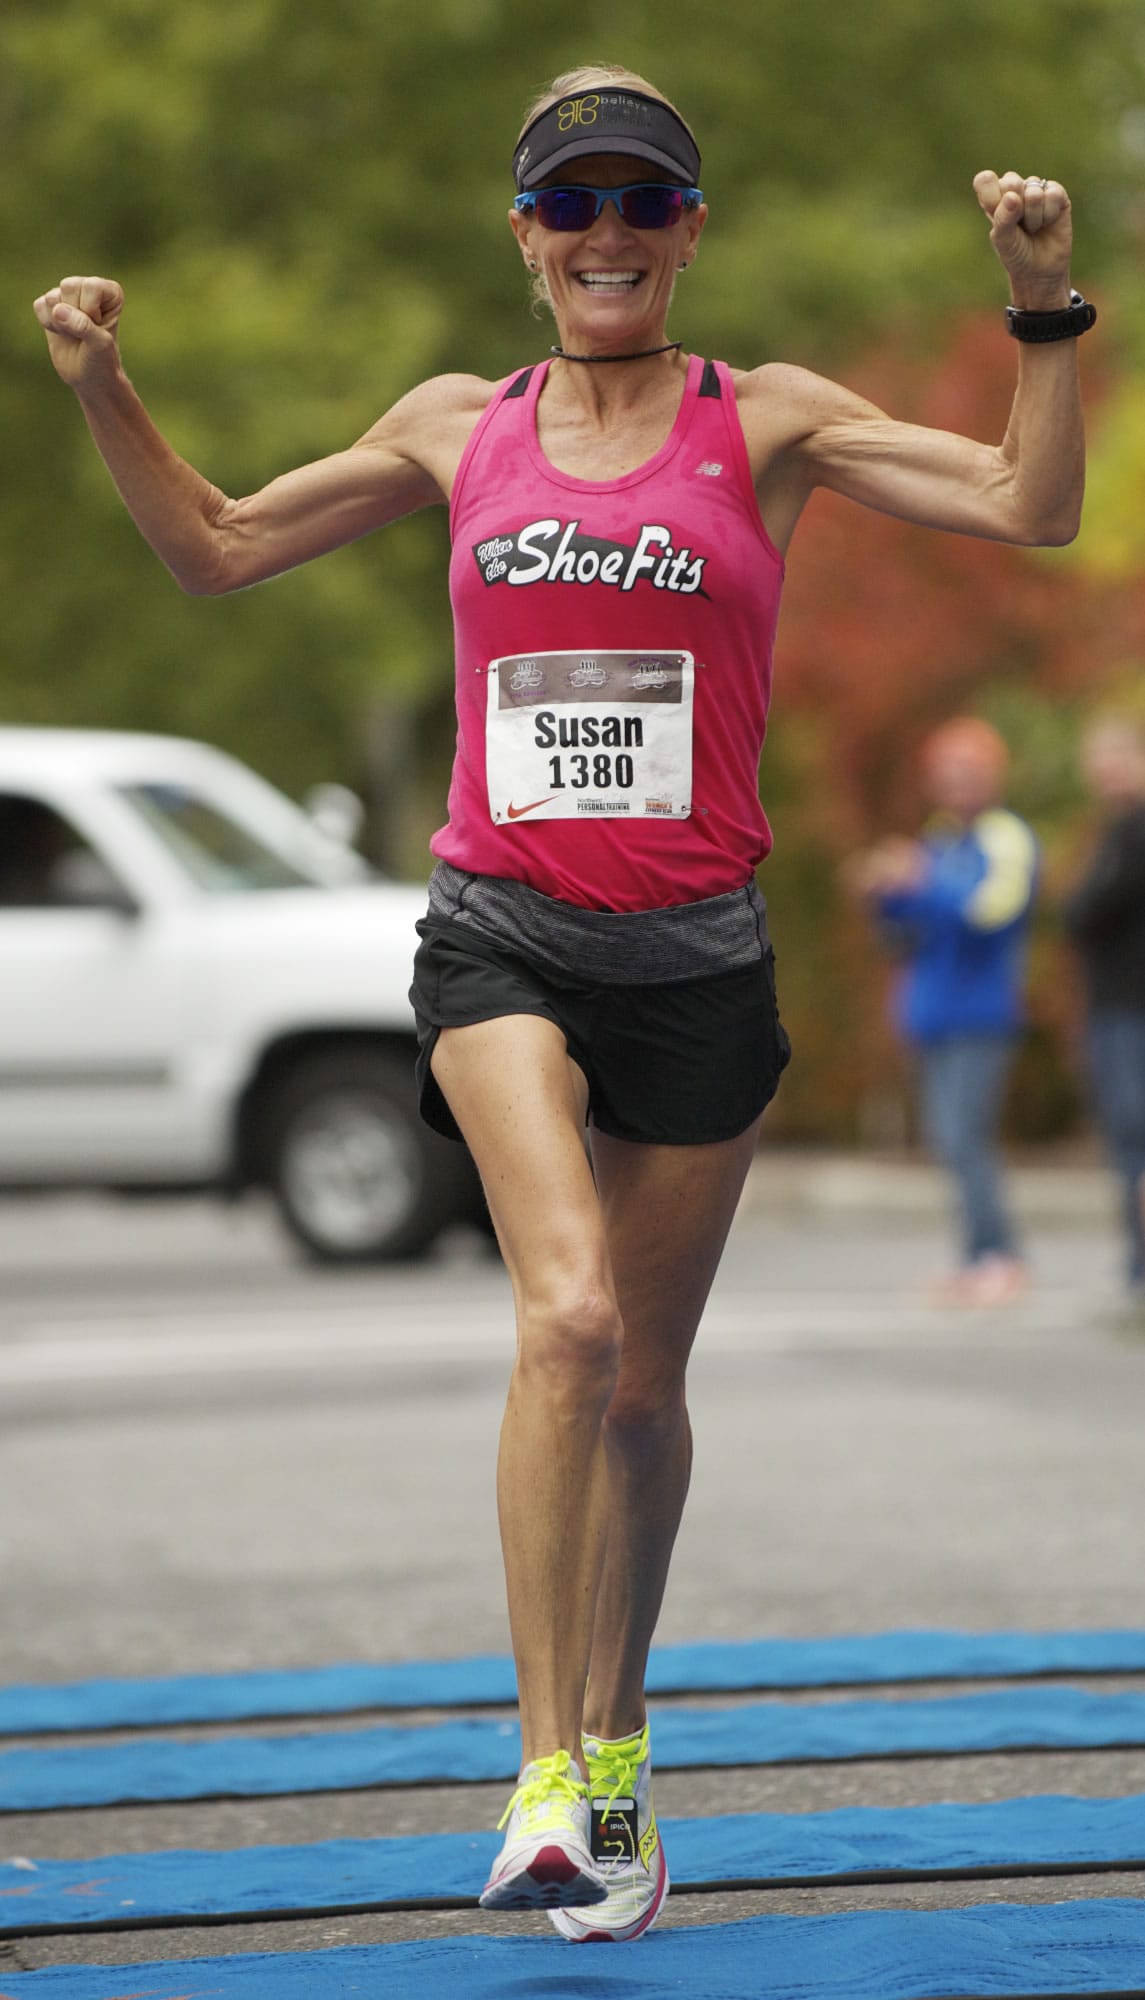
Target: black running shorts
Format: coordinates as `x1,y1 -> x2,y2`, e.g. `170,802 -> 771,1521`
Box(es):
409,916 -> 791,1146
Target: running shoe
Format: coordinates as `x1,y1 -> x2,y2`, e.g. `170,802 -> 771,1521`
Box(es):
928,1256 -> 1030,1308
962,1254 -> 1030,1306
548,1722 -> 669,1941
478,1749 -> 608,1911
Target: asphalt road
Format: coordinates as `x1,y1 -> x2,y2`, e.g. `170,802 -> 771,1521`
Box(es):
2,1173 -> 1144,1972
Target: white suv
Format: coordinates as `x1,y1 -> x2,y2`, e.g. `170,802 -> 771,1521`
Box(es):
0,728 -> 478,1261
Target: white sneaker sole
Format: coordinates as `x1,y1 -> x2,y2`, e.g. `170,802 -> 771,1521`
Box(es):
549,1844 -> 669,1941
479,1839 -> 608,1912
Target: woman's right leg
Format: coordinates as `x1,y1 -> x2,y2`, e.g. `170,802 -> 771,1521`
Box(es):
430,1011 -> 621,1770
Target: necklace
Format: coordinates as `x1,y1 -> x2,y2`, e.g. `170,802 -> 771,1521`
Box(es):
549,341 -> 682,364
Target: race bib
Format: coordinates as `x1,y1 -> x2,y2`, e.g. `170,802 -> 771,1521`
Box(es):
485,649 -> 694,824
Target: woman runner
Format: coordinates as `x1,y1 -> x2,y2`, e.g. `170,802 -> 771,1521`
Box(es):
34,62 -> 1089,1943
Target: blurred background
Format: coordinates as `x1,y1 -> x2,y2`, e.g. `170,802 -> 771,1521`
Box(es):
4,0 -> 1145,1147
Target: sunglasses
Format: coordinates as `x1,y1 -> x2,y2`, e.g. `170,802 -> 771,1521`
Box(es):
513,182 -> 703,233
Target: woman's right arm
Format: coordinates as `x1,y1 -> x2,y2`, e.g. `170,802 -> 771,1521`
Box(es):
33,275 -> 491,596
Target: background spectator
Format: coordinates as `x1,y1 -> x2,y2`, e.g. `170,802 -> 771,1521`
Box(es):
1061,714 -> 1145,1306
846,719 -> 1038,1305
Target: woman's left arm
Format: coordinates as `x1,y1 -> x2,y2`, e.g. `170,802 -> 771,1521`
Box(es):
763,172 -> 1086,550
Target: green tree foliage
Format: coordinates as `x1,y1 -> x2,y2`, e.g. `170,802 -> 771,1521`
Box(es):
4,0 -> 1145,1132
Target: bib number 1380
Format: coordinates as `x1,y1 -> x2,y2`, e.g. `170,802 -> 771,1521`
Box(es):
547,751 -> 635,792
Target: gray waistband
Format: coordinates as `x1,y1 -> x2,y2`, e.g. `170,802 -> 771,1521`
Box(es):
426,861 -> 769,984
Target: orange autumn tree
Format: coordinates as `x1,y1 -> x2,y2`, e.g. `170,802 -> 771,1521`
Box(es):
760,314 -> 1136,1141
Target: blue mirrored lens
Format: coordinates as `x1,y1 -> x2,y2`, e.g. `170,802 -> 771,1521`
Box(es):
620,186 -> 685,228
530,185 -> 688,232
534,188 -> 599,231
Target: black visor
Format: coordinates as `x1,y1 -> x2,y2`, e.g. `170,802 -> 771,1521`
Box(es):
513,87 -> 701,193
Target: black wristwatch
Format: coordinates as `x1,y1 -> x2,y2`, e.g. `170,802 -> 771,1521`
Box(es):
1005,289 -> 1097,343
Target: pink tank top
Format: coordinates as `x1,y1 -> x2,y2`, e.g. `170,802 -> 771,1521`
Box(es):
432,354 -> 784,913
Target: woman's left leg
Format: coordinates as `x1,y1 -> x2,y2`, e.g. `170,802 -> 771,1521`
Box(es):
544,1117 -> 761,1943
582,1119 -> 763,1739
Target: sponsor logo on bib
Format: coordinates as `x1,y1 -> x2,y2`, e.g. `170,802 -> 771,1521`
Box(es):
506,795 -> 557,819
568,661 -> 609,688
629,663 -> 671,690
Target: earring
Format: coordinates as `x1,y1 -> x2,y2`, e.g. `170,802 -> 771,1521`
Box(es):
677,261 -> 689,272
528,260 -> 539,271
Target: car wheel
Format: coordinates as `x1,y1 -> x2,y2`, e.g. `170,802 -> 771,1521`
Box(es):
260,1048 -> 466,1263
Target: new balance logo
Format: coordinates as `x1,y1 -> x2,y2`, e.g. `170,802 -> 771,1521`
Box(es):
694,461 -> 723,477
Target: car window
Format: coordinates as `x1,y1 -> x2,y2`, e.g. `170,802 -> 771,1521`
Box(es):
118,783 -> 317,892
0,793 -> 128,909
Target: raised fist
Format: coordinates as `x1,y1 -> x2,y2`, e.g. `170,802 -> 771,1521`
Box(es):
33,276 -> 125,391
973,172 -> 1073,310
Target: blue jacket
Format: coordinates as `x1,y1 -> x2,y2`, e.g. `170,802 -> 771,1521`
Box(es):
877,809 -> 1038,1044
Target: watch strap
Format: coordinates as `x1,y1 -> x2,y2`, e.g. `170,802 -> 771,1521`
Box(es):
1005,289 -> 1097,343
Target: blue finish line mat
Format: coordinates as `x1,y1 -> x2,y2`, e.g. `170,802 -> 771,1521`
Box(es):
5,1629 -> 1145,1736
3,1796 -> 1145,1935
8,1687 -> 1145,1811
1,1899 -> 1145,1999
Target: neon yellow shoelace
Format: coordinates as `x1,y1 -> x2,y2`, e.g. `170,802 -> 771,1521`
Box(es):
590,1725 -> 647,1803
498,1748 -> 587,1832
588,1725 -> 649,1868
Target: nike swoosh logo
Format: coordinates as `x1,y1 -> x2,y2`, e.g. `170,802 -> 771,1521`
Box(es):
506,797 -> 557,819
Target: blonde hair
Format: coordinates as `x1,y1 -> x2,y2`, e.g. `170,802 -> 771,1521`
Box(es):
516,66 -> 694,316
